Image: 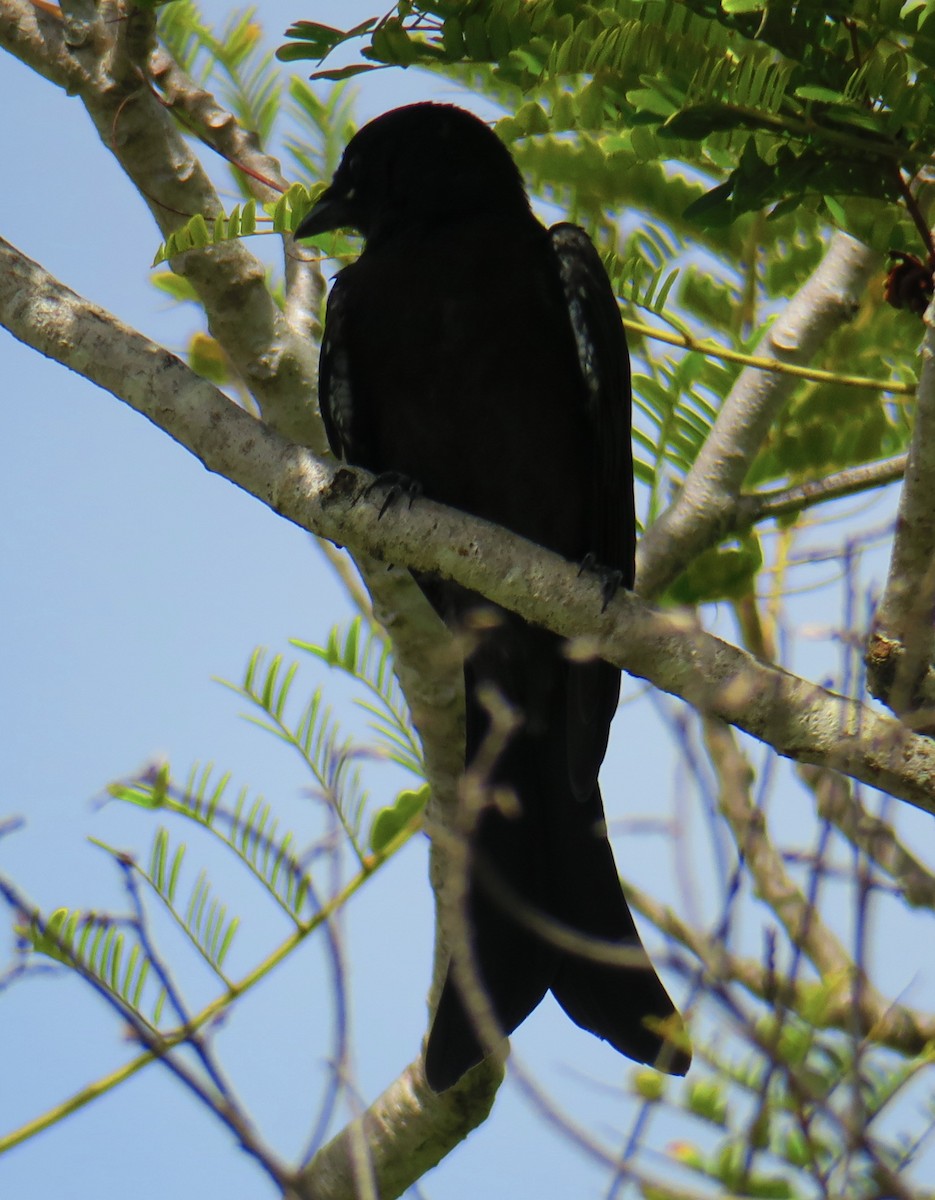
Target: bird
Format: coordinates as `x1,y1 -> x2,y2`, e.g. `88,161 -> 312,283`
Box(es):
295,102 -> 690,1092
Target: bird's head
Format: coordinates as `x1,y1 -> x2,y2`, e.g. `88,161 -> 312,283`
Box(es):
294,102 -> 530,246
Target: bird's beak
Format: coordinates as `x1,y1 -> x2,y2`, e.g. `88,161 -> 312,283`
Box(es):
294,186 -> 358,240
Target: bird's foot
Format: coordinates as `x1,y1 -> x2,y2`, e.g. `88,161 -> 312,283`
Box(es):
359,472 -> 423,518
578,554 -> 624,613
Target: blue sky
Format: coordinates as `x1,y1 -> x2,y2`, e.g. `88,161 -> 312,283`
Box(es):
0,5 -> 682,1195
2,4 -> 934,1198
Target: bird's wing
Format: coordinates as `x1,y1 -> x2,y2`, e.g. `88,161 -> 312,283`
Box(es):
548,223 -> 635,799
317,270 -> 358,463
548,223 -> 635,584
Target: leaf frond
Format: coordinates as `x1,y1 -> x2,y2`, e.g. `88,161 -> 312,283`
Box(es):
293,618 -> 425,778
219,651 -> 371,865
24,905 -> 165,1028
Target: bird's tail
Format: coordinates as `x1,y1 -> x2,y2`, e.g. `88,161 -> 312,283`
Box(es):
545,777 -> 691,1077
423,624 -> 690,1092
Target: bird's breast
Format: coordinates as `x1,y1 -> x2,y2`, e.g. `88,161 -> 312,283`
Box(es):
337,222 -> 594,561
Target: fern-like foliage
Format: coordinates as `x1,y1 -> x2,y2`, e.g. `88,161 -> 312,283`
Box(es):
219,649 -> 375,864
293,618 -> 425,779
285,77 -> 359,187
159,2 -> 282,149
151,186 -> 319,265
24,904 -> 167,1027
278,1 -> 932,254
90,829 -> 239,984
17,619 -> 430,1061
150,0 -> 919,613
271,7 -> 913,552
152,1 -> 918,567
668,1009 -> 935,1200
109,761 -> 315,924
152,198 -> 258,265
183,867 -> 240,976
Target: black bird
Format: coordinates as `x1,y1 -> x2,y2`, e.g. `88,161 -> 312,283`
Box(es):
295,103 -> 690,1092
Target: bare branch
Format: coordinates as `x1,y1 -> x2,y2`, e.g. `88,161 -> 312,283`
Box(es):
738,455 -> 907,528
703,718 -> 872,983
869,310 -> 935,717
628,883 -> 935,1056
800,764 -> 935,908
145,44 -> 327,353
0,0 -> 322,449
4,236 -> 935,819
639,232 -> 882,597
295,1059 -> 500,1200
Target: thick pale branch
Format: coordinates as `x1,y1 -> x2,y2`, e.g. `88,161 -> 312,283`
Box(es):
0,0 -> 322,450
294,1059 -> 499,1200
0,0 -> 85,91
147,47 -> 285,203
869,311 -> 935,716
144,46 -> 327,353
4,236 -> 935,819
350,556 -> 468,1015
639,232 -> 881,597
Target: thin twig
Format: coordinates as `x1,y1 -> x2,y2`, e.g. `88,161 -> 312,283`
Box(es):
624,317 -> 913,396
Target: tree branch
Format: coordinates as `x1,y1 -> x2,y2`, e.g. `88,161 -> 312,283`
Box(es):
628,883 -> 935,1057
0,0 -> 323,449
144,44 -> 327,355
799,764 -> 935,909
638,232 -> 882,598
294,1058 -> 500,1200
1,3 -> 500,1165
702,719 -> 857,980
4,235 -> 935,821
868,306 -> 935,718
737,455 -> 907,528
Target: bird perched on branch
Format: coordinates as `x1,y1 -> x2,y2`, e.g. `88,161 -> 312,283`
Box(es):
295,102 -> 689,1092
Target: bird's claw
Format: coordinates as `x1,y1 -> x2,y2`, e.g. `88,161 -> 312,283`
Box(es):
359,471 -> 423,518
578,554 -> 624,613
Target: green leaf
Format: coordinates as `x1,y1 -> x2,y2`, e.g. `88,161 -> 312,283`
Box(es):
187,213 -> 210,248
277,17 -> 377,61
736,1176 -> 793,1199
631,1068 -> 666,1101
660,103 -> 751,138
293,619 -> 424,777
151,271 -> 199,303
683,180 -> 735,223
187,331 -> 229,385
308,63 -> 383,81
794,84 -> 847,103
108,762 -> 171,809
26,908 -> 76,964
667,535 -> 763,604
282,20 -> 354,49
780,1128 -> 812,1168
369,786 -> 428,854
685,1077 -> 729,1126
